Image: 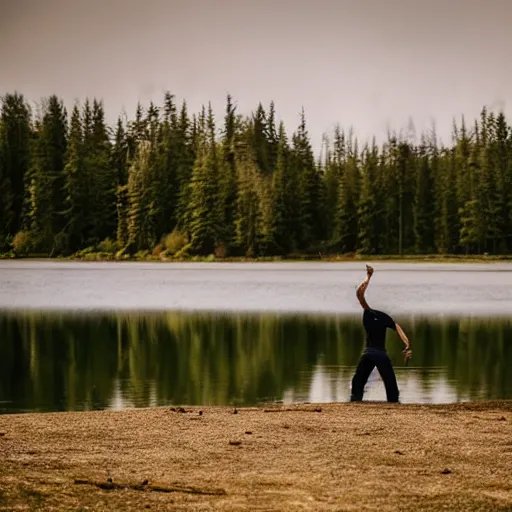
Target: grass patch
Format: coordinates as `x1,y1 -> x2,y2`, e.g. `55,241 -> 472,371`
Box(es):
18,486 -> 46,505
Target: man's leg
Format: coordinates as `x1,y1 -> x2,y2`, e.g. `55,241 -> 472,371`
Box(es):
375,354 -> 400,403
350,354 -> 376,401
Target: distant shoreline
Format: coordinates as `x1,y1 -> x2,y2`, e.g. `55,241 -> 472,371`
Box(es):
2,253 -> 511,264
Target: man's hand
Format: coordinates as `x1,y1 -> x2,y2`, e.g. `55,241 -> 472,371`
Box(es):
366,264 -> 374,277
403,347 -> 412,364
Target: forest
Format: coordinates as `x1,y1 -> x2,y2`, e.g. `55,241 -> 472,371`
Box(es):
0,92 -> 511,259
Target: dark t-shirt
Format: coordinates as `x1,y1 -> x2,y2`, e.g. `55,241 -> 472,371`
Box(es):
363,308 -> 396,351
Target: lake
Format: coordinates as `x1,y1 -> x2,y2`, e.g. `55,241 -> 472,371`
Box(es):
1,261 -> 511,413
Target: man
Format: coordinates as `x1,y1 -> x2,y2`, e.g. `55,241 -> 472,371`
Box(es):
350,264 -> 412,403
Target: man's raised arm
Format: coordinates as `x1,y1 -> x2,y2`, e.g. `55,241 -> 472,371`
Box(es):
356,264 -> 374,310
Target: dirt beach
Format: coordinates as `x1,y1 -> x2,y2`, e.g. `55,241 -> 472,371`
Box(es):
1,401 -> 512,511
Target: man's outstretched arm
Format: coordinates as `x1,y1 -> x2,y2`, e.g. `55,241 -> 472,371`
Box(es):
356,264 -> 374,310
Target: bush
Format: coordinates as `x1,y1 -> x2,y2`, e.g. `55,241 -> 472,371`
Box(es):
214,242 -> 227,259
74,246 -> 95,257
97,238 -> 118,254
71,247 -> 114,261
12,231 -> 34,255
82,251 -> 115,261
152,243 -> 164,257
115,248 -> 131,260
135,250 -> 150,261
174,243 -> 191,259
164,229 -> 188,255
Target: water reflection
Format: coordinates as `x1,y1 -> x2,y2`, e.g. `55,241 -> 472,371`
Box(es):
1,311 -> 511,413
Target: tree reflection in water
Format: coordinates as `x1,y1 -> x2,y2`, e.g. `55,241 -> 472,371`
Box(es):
0,311 -> 511,413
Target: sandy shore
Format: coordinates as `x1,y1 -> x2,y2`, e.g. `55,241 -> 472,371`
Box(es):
1,402 -> 512,511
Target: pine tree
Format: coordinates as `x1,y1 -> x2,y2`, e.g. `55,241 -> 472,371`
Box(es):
234,145 -> 265,257
426,127 -> 444,253
175,101 -> 195,232
322,134 -> 338,243
438,147 -> 459,253
63,104 -> 86,252
79,99 -> 94,244
357,140 -> 379,254
143,101 -> 163,245
377,135 -> 397,254
487,111 -> 509,252
90,99 -> 115,244
27,120 -> 53,252
502,114 -> 512,252
266,101 -> 278,173
112,117 -> 128,187
332,129 -> 360,253
252,103 -> 270,174
127,103 -> 146,162
454,116 -> 479,253
28,95 -> 67,253
155,92 -> 179,238
186,104 -> 221,255
112,117 -> 129,248
414,138 -> 435,253
396,140 -> 416,254
218,94 -> 238,253
126,141 -> 151,252
0,117 -> 10,249
294,108 -> 324,250
0,93 -> 31,247
271,122 -> 295,254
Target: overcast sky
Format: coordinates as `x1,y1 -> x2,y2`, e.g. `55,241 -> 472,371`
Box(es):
1,0 -> 511,151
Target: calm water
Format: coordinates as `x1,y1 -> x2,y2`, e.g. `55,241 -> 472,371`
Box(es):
1,261 -> 511,413
1,260 -> 512,315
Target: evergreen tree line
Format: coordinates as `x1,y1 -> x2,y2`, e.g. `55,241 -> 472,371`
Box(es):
1,91 -> 511,258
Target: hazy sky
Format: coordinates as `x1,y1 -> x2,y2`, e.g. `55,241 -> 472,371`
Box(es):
1,0 -> 511,151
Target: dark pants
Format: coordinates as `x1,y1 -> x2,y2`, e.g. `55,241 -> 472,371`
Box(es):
350,348 -> 399,402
